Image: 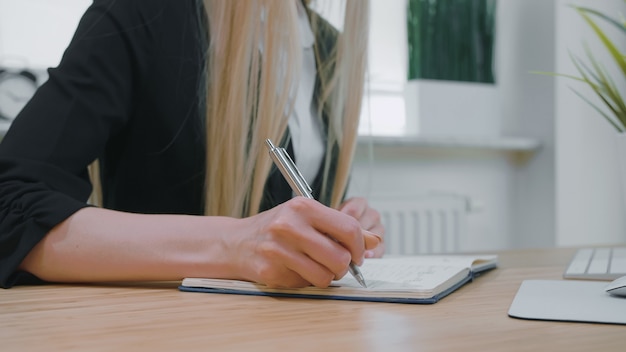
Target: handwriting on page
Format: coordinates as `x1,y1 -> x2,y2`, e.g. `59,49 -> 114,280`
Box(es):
335,257 -> 471,290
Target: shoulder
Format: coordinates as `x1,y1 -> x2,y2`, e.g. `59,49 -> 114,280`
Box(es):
64,0 -> 202,61
78,0 -> 198,36
90,0 -> 193,16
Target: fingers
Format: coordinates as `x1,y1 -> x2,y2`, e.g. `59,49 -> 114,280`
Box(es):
245,198 -> 359,288
288,198 -> 366,266
339,197 -> 381,232
254,239 -> 340,288
268,211 -> 354,281
340,197 -> 386,258
363,229 -> 382,250
244,197 -> 386,289
338,196 -> 368,220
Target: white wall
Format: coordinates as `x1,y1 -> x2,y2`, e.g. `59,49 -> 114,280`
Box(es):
350,0 -> 626,251
350,0 -> 559,251
555,0 -> 626,246
497,0 -> 557,248
349,146 -> 516,252
0,0 -> 90,69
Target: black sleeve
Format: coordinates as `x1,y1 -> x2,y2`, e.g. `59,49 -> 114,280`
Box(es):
0,0 -> 165,287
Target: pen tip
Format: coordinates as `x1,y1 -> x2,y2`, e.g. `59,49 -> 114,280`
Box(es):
358,276 -> 367,288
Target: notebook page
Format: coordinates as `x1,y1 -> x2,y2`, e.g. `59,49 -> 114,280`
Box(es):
334,257 -> 476,291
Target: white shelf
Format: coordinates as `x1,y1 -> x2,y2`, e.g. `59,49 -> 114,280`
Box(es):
357,134 -> 541,152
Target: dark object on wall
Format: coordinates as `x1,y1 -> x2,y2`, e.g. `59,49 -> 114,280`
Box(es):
407,0 -> 496,83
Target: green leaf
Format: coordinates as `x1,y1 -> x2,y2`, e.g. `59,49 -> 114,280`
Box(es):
571,88 -> 624,132
575,6 -> 626,36
571,52 -> 624,126
576,8 -> 626,78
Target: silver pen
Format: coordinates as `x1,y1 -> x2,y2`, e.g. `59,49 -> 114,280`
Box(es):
265,139 -> 367,288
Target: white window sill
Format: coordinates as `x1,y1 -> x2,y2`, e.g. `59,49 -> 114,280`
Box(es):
356,134 -> 541,165
357,134 -> 541,152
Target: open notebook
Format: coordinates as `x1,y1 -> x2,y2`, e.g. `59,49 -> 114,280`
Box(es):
179,255 -> 498,304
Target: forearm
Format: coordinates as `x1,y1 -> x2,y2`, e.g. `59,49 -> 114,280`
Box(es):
19,207 -> 242,283
19,198 -> 381,288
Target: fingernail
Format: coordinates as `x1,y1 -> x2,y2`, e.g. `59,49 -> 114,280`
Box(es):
365,250 -> 374,258
363,229 -> 383,241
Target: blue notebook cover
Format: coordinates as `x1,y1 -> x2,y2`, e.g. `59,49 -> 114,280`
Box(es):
179,255 -> 498,304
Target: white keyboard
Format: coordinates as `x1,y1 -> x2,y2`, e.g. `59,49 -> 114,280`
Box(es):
564,247 -> 626,280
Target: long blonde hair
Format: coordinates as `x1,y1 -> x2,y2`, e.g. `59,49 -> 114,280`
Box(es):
89,0 -> 369,216
202,0 -> 369,217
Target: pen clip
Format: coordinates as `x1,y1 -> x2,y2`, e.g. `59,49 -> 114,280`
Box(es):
280,149 -> 313,195
265,139 -> 313,198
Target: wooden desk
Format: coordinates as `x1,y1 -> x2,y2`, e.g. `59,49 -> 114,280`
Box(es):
1,248 -> 624,351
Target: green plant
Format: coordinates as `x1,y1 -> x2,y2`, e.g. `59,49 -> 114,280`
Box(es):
406,0 -> 496,83
554,5 -> 626,132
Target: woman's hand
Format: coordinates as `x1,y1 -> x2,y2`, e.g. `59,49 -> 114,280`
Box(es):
235,197 -> 379,289
338,197 -> 385,258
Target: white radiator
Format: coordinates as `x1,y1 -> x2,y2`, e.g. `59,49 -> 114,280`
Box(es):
368,194 -> 470,255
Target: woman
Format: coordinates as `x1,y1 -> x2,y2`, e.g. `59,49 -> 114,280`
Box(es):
0,0 -> 384,289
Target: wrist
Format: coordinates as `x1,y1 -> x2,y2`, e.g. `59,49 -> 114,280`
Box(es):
179,215 -> 247,280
